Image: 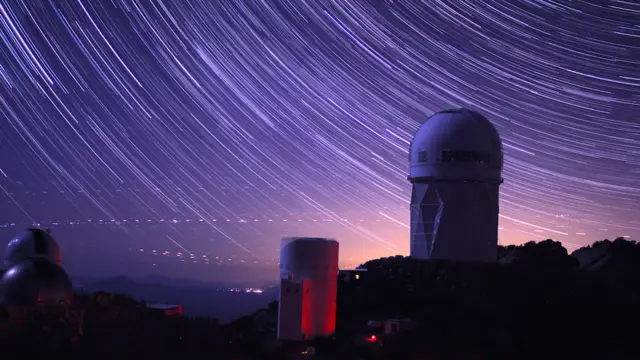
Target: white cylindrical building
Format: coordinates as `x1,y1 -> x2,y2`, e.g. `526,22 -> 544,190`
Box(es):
408,108 -> 504,262
277,237 -> 339,341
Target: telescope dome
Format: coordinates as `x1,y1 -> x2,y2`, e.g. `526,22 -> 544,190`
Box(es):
4,228 -> 62,268
0,260 -> 72,308
408,108 -> 503,183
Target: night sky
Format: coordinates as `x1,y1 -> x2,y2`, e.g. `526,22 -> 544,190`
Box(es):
0,1 -> 638,281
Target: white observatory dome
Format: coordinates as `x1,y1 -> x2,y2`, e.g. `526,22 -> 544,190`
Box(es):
3,229 -> 62,268
408,108 -> 503,183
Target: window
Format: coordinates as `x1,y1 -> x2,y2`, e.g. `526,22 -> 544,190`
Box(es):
417,151 -> 428,163
440,149 -> 491,164
390,323 -> 399,333
355,274 -> 360,280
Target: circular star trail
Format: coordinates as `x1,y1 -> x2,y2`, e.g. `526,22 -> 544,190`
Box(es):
0,0 -> 638,264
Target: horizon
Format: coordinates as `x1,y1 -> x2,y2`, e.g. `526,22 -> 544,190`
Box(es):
0,225 -> 630,286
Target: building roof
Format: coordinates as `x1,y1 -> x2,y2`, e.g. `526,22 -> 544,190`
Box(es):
340,268 -> 368,272
147,303 -> 182,309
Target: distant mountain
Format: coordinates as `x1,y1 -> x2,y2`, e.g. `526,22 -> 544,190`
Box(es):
72,274 -> 276,291
77,275 -> 279,323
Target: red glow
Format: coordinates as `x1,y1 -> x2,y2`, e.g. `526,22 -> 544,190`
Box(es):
301,279 -> 312,339
288,240 -> 339,340
365,335 -> 377,343
302,272 -> 338,338
324,271 -> 338,335
163,305 -> 183,316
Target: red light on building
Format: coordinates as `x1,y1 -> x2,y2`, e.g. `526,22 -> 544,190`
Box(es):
300,279 -> 312,338
146,304 -> 183,317
277,237 -> 339,341
163,305 -> 182,317
365,335 -> 377,343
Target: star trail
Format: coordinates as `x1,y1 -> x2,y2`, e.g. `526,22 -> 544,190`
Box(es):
0,0 -> 638,273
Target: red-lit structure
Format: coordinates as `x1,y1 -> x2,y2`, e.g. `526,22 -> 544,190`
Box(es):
277,237 -> 339,341
146,303 -> 183,317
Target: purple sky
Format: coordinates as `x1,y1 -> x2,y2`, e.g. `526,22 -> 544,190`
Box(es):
0,1 -> 638,281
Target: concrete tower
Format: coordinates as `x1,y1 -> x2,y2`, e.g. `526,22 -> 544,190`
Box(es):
408,108 -> 504,262
277,237 -> 339,341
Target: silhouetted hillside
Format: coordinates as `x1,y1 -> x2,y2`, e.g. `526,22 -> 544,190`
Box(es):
342,237 -> 640,359
3,237 -> 639,359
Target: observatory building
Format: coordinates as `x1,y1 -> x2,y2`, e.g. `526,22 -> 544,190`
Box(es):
408,108 -> 504,262
0,228 -> 72,309
278,237 -> 339,341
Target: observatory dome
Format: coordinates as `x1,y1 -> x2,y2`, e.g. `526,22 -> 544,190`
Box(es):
0,260 -> 72,308
3,228 -> 62,268
408,108 -> 503,183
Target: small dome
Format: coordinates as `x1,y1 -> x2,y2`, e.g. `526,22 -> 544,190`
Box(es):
4,228 -> 62,268
408,108 -> 503,183
0,260 -> 72,308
